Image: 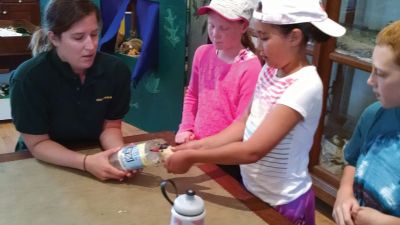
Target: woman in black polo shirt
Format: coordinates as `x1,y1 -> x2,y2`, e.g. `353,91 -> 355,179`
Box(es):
10,0 -> 133,181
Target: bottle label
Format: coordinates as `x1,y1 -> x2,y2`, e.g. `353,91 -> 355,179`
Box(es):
117,144 -> 144,170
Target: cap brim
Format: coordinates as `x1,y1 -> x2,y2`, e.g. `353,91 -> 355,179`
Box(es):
197,6 -> 212,16
312,18 -> 346,37
197,6 -> 245,22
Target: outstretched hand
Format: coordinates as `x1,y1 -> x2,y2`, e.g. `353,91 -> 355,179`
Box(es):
173,139 -> 204,151
164,150 -> 195,174
84,146 -> 139,181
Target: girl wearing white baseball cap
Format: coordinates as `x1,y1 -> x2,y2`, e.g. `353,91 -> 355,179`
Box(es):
167,1 -> 345,224
175,0 -> 261,181
243,0 -> 345,224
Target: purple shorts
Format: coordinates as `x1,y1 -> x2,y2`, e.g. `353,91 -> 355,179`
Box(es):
274,188 -> 315,225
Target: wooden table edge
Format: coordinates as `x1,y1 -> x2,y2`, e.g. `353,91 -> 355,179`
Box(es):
0,131 -> 175,163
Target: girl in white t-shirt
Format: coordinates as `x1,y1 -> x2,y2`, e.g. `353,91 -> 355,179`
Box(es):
165,0 -> 345,224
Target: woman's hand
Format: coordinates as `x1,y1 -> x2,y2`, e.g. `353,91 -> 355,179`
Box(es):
175,131 -> 195,144
85,147 -> 137,181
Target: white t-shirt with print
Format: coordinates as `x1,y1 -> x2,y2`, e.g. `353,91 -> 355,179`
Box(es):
241,65 -> 323,206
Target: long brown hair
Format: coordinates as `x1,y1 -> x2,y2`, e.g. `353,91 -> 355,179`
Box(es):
29,0 -> 100,56
241,30 -> 256,54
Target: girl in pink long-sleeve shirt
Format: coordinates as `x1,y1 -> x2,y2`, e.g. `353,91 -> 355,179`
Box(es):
178,45 -> 261,140
175,0 -> 261,181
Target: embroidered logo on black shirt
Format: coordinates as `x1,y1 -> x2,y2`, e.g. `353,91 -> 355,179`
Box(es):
96,96 -> 113,102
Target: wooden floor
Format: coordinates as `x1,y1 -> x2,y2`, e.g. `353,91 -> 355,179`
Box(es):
0,120 -> 335,225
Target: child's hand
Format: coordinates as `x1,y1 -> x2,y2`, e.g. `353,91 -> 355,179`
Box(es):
333,191 -> 359,225
85,147 -> 131,181
160,146 -> 174,162
175,131 -> 195,144
173,139 -> 204,152
351,207 -> 390,225
164,150 -> 195,174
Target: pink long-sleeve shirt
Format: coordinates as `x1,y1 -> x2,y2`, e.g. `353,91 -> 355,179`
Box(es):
178,44 -> 261,139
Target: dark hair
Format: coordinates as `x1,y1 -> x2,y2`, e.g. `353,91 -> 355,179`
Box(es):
273,23 -> 330,45
30,0 -> 100,56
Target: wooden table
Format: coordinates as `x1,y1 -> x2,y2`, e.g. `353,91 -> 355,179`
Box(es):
0,131 -> 292,225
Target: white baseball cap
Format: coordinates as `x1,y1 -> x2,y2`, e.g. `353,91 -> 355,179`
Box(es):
197,0 -> 258,23
252,0 -> 346,37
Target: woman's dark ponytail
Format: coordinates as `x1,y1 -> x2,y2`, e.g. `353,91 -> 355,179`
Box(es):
29,28 -> 53,56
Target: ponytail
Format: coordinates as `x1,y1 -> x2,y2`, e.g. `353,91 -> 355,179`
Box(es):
241,31 -> 256,53
29,28 -> 53,57
241,30 -> 264,64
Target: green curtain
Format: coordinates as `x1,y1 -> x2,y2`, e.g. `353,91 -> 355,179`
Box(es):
122,0 -> 187,132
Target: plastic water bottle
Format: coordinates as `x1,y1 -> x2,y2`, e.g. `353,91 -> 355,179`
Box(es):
109,141 -> 169,171
161,179 -> 206,225
170,190 -> 205,225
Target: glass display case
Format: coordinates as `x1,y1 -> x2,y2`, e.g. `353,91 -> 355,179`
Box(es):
309,0 -> 400,206
319,64 -> 375,176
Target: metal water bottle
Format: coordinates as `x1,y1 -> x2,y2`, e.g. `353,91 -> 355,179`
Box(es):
161,180 -> 206,225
